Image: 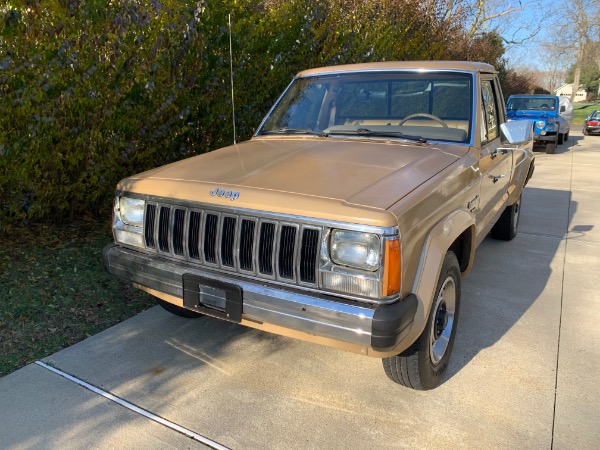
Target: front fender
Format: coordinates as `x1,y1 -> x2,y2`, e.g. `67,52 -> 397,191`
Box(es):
395,209 -> 475,353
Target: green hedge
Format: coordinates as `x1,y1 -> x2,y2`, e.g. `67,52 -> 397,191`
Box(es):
0,0 -> 504,225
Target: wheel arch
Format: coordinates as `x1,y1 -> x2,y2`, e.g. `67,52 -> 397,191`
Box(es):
394,209 -> 475,354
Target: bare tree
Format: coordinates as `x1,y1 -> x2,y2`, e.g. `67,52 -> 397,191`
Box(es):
557,0 -> 600,102
540,40 -> 572,94
436,0 -> 548,44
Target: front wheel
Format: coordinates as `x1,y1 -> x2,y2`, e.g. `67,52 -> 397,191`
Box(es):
490,194 -> 521,241
383,252 -> 461,390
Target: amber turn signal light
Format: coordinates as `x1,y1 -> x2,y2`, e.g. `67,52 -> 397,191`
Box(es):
382,238 -> 401,297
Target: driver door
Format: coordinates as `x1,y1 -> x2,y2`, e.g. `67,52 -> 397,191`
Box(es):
478,78 -> 512,231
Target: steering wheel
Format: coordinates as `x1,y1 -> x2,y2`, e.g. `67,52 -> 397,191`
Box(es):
399,113 -> 449,128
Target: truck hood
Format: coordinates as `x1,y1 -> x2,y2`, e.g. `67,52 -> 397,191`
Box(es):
507,110 -> 557,120
119,137 -> 467,224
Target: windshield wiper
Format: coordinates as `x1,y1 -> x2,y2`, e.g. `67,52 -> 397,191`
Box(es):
261,127 -> 325,136
328,128 -> 427,143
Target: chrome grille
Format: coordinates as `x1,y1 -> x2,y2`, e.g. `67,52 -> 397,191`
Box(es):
143,202 -> 321,286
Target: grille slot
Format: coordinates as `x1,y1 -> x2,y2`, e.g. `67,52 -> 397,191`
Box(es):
158,207 -> 170,252
278,226 -> 297,279
148,201 -> 320,286
300,229 -> 319,283
221,217 -> 237,267
239,220 -> 255,271
144,204 -> 156,248
188,211 -> 202,259
204,214 -> 218,263
258,222 -> 275,275
173,209 -> 185,255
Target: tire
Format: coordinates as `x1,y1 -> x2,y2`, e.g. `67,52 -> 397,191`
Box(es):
564,131 -> 569,141
490,194 -> 521,241
583,128 -> 588,136
382,252 -> 461,390
557,133 -> 564,145
546,141 -> 557,154
157,299 -> 204,318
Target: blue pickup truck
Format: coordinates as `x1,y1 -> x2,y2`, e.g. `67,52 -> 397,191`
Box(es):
506,95 -> 572,154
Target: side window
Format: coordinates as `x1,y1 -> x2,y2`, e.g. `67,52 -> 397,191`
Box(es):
481,80 -> 499,142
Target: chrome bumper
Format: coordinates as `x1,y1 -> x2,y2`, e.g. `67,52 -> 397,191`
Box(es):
103,244 -> 417,356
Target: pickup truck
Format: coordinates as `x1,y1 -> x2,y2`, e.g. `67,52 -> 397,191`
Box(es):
103,61 -> 535,390
506,94 -> 572,154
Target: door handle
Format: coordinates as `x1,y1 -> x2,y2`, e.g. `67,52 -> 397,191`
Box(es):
489,174 -> 507,183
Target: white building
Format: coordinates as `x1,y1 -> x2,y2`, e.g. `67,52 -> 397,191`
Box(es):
555,83 -> 589,102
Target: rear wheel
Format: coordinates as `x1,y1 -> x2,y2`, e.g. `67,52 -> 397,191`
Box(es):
490,194 -> 521,241
564,131 -> 569,141
383,252 -> 461,390
557,133 -> 564,145
157,299 -> 204,318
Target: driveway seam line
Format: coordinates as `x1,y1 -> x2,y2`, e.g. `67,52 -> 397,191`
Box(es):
34,360 -> 230,450
550,143 -> 574,449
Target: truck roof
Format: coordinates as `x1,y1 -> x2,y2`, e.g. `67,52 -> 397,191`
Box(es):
508,94 -> 558,98
297,61 -> 497,77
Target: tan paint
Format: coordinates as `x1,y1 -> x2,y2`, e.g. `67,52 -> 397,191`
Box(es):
118,62 -> 535,358
399,210 -> 476,352
388,149 -> 481,298
297,61 -> 497,77
118,138 -> 465,227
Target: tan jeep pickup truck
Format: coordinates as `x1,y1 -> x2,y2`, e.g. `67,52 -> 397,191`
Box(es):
103,61 -> 534,390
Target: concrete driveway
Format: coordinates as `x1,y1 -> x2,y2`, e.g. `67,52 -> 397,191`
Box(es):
1,132 -> 599,449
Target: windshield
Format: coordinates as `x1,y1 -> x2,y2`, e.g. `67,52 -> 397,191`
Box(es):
257,71 -> 473,143
507,97 -> 557,111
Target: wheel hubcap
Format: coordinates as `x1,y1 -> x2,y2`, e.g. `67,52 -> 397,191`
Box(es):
430,277 -> 456,365
435,303 -> 448,338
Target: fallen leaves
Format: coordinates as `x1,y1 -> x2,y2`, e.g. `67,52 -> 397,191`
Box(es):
0,221 -> 154,376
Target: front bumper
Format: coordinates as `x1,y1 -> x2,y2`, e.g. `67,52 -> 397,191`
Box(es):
533,132 -> 557,143
103,244 -> 417,357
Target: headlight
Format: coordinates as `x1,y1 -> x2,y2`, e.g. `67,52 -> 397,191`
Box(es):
119,197 -> 145,227
113,196 -> 145,248
330,230 -> 380,271
321,234 -> 400,300
536,120 -> 545,129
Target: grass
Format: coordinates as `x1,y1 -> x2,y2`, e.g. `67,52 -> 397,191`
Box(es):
0,221 -> 155,377
573,103 -> 599,125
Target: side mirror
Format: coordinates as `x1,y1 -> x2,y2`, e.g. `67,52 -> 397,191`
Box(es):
500,120 -> 533,145
560,106 -> 566,113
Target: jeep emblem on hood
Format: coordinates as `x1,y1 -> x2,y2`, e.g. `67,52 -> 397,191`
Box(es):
210,187 -> 239,201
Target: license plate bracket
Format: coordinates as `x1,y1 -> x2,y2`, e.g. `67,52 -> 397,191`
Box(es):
182,274 -> 242,323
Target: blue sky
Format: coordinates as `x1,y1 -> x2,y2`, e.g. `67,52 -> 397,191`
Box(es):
489,1 -> 568,70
